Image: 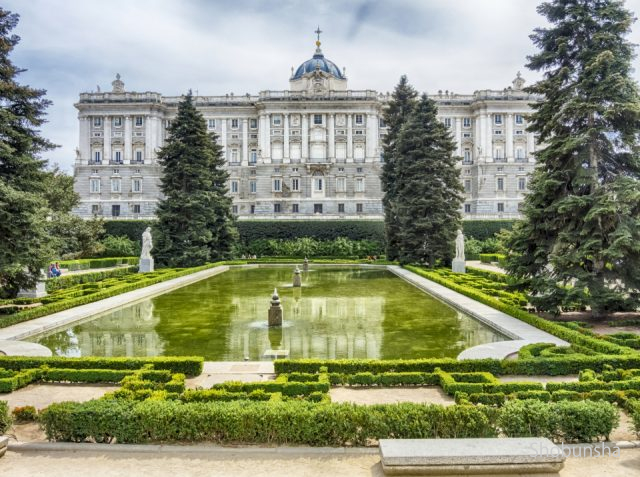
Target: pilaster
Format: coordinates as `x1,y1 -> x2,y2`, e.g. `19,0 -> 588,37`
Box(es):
506,113 -> 514,162
124,116 -> 132,163
103,116 -> 111,162
242,118 -> 249,166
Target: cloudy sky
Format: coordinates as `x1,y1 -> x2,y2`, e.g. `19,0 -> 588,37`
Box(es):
5,0 -> 640,172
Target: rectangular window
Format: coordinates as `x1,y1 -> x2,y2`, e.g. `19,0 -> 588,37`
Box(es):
250,119 -> 257,129
90,178 -> 100,193
356,167 -> 363,173
495,147 -> 504,159
113,117 -> 122,127
497,202 -> 505,213
231,149 -> 239,163
135,116 -> 143,127
464,204 -> 471,213
515,114 -> 524,125
112,168 -> 119,174
93,150 -> 102,163
314,203 -> 323,214
463,149 -> 472,164
273,115 -> 282,126
231,180 -> 239,193
132,204 -> 141,214
132,179 -> 141,192
111,205 -> 120,217
464,179 -> 471,193
208,119 -> 216,129
443,118 -> 452,128
250,149 -> 257,163
91,204 -> 100,215
111,178 -> 121,193
515,129 -> 524,135
516,147 -> 525,159
356,177 -> 365,192
338,203 -> 345,213
93,117 -> 102,127
231,119 -> 239,129
291,178 -> 299,191
463,117 -> 471,128
313,114 -> 322,125
379,118 -> 386,128
292,203 -> 299,213
494,114 -> 503,125
114,151 -> 122,163
497,177 -> 504,191
250,205 -> 255,214
518,177 -> 526,190
336,177 -> 346,192
135,150 -> 143,163
232,205 -> 238,214
92,169 -> 99,174
250,180 -> 257,193
356,203 -> 363,213
274,203 -> 281,213
273,179 -> 281,192
355,114 -> 363,125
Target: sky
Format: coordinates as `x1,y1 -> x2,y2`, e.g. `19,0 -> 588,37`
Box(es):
5,0 -> 640,173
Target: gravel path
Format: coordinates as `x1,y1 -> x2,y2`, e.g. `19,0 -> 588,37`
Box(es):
329,386 -> 455,406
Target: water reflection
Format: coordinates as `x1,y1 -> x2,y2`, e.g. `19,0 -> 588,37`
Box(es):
32,267 -> 508,360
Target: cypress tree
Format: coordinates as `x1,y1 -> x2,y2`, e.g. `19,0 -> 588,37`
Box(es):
506,0 -> 640,316
380,76 -> 418,261
154,92 -> 236,267
0,9 -> 57,296
394,94 -> 463,266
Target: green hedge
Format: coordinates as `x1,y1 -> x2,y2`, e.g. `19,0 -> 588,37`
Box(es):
46,266 -> 137,293
236,220 -> 385,243
0,262 -> 233,329
0,400 -> 10,434
479,253 -> 507,264
405,265 -> 633,355
498,399 -> 619,443
40,399 -> 497,445
462,220 -> 514,241
0,356 -> 203,376
103,220 -> 155,242
0,369 -> 39,393
628,399 -> 640,437
55,257 -> 138,271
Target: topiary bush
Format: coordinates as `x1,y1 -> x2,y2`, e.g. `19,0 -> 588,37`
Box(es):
0,400 -> 11,434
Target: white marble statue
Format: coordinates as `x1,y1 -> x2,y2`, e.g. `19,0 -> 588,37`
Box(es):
141,227 -> 153,259
455,229 -> 465,261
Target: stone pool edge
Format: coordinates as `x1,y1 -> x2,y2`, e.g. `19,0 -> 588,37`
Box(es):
0,265 -> 231,342
386,265 -> 568,360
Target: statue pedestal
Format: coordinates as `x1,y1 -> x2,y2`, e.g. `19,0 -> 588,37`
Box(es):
139,258 -> 154,273
452,259 -> 466,274
268,307 -> 282,327
17,280 -> 47,298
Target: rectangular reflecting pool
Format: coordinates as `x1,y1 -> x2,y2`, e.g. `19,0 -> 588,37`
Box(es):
30,266 -> 508,360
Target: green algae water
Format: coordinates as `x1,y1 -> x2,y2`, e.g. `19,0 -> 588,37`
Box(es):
32,267 -> 508,360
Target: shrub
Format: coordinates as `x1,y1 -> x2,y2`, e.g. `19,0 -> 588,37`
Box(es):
0,400 -> 11,433
236,220 -> 385,243
54,257 -> 138,272
103,220 -> 155,242
12,405 -> 37,422
462,220 -> 515,241
628,399 -> 640,437
45,266 -> 137,293
100,235 -> 141,258
242,237 -> 383,258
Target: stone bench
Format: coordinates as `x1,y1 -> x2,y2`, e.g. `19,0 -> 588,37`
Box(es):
0,436 -> 8,458
379,438 -> 565,476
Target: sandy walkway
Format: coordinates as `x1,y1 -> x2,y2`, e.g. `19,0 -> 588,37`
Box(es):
329,386 -> 455,406
1,448 -> 639,477
2,383 -> 118,410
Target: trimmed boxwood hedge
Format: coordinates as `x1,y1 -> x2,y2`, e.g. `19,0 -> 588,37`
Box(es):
462,220 -> 514,240
46,266 -> 137,293
103,220 -> 155,242
55,257 -> 138,271
236,220 -> 385,243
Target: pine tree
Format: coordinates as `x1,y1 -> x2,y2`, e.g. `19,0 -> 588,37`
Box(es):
0,9 -> 57,297
154,92 -> 236,267
380,76 -> 418,261
505,0 -> 640,317
394,94 -> 463,266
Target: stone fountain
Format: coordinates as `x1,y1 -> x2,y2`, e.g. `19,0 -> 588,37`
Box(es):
268,288 -> 283,327
293,266 -> 302,287
303,257 -> 309,272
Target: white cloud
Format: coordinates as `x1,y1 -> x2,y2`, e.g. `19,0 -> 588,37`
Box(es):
4,0 -> 640,172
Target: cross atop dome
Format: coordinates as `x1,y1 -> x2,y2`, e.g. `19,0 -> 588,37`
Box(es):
315,26 -> 322,47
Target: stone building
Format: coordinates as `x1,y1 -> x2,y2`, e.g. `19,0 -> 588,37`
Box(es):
72,34 -> 539,220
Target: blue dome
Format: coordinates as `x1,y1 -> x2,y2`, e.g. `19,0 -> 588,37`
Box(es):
292,48 -> 345,80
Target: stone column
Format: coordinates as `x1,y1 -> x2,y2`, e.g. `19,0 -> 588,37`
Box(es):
301,113 -> 309,162
242,118 -> 249,166
144,115 -> 152,163
283,113 -> 290,161
481,113 -> 491,162
79,117 -> 90,162
474,113 -> 481,162
150,116 -> 159,160
328,113 -> 335,161
221,118 -> 228,162
455,117 -> 462,156
264,113 -> 271,161
346,114 -> 353,161
365,114 -> 374,160
259,115 -> 266,157
527,131 -> 535,161
506,113 -> 514,162
124,116 -> 132,163
103,116 -> 111,162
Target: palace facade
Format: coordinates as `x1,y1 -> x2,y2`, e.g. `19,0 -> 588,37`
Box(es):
72,37 -> 539,220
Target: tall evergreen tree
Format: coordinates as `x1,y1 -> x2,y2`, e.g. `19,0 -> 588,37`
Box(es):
0,9 -> 57,297
506,0 -> 640,316
394,94 -> 463,266
154,92 -> 236,267
380,76 -> 418,261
